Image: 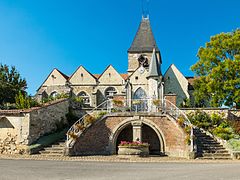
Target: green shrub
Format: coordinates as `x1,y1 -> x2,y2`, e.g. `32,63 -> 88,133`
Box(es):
212,121 -> 234,140
227,139 -> 240,151
187,110 -> 212,130
71,96 -> 84,104
95,111 -> 107,119
15,91 -> 31,109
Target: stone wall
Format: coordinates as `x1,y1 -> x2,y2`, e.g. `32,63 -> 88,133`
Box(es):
228,110 -> 240,121
28,99 -> 69,144
0,99 -> 69,154
181,108 -> 240,120
71,113 -> 189,158
164,64 -> 190,106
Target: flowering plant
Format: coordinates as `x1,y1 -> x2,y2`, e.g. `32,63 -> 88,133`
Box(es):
119,141 -> 149,147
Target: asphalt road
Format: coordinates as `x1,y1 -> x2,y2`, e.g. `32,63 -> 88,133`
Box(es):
0,159 -> 240,180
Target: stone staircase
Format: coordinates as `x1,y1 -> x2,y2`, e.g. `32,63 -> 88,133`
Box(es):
194,128 -> 232,160
39,139 -> 66,156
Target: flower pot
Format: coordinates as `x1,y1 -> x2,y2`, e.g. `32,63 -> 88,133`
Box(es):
118,145 -> 149,157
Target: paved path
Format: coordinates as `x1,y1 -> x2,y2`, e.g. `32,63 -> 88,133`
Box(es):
0,159 -> 240,180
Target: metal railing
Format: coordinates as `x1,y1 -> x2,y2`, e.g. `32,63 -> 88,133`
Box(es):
162,99 -> 194,152
66,98 -> 194,152
66,99 -> 112,147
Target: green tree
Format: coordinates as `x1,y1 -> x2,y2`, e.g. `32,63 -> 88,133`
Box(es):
15,91 -> 30,109
191,29 -> 240,107
0,64 -> 27,105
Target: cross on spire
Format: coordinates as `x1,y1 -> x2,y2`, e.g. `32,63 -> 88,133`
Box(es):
141,0 -> 150,19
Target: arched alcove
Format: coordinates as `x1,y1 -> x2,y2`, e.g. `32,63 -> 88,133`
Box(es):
115,124 -> 133,154
142,124 -> 161,155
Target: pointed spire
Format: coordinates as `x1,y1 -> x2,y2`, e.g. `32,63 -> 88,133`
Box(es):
128,17 -> 159,53
148,48 -> 161,78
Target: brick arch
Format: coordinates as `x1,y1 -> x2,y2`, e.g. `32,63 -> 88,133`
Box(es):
109,117 -> 166,155
70,114 -> 188,157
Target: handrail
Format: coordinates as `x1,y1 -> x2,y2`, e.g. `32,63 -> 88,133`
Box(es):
66,98 -> 195,152
66,99 -> 112,147
163,98 -> 194,152
163,98 -> 192,126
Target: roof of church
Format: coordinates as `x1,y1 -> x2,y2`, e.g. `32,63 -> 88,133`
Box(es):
120,74 -> 129,80
128,17 -> 160,53
148,49 -> 161,78
93,74 -> 101,79
56,69 -> 69,80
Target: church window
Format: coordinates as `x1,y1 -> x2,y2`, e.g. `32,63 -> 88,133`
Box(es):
135,76 -> 139,80
78,91 -> 90,105
81,73 -> 83,77
133,87 -> 147,99
138,55 -> 149,67
105,87 -> 117,97
109,73 -> 111,77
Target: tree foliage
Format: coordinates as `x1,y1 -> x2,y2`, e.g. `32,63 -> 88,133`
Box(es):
15,91 -> 31,109
0,64 -> 27,105
191,29 -> 240,107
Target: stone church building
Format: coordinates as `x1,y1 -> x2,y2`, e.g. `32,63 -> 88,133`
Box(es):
36,17 -> 195,107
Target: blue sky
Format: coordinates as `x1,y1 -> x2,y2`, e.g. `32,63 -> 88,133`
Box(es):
0,0 -> 239,95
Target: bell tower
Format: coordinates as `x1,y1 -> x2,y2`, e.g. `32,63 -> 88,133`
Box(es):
127,17 -> 161,75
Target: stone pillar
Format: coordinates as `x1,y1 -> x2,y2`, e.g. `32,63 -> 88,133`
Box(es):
131,121 -> 142,142
164,94 -> 177,106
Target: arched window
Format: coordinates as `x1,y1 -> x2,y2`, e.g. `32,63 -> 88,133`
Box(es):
133,87 -> 148,112
133,87 -> 147,99
50,91 -> 58,98
105,87 -> 117,97
78,91 -> 90,105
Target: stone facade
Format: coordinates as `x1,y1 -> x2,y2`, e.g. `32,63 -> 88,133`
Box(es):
0,99 -> 69,154
70,113 -> 189,158
164,64 -> 193,106
36,17 -> 195,109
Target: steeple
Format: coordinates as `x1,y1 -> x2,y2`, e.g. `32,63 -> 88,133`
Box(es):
148,48 -> 161,78
128,17 -> 160,53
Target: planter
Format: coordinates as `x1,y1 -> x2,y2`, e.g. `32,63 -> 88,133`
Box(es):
118,145 -> 149,156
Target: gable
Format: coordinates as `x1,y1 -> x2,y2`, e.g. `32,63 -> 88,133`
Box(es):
164,64 -> 189,99
98,65 -> 124,85
42,69 -> 67,87
69,66 -> 96,85
129,67 -> 149,85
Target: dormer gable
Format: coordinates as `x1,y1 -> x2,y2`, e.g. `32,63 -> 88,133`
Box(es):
98,65 -> 125,85
69,66 -> 97,85
42,68 -> 68,87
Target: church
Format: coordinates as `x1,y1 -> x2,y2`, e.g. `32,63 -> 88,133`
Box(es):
36,16 -> 195,108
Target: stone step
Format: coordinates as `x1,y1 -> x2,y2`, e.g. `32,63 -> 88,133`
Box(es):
201,149 -> 229,153
39,153 -> 64,157
197,142 -> 221,146
202,153 -> 231,157
194,128 -> 232,159
44,147 -> 65,151
198,156 -> 232,160
197,146 -> 224,150
39,150 -> 64,155
52,144 -> 65,148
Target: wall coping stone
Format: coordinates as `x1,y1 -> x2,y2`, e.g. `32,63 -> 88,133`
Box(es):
180,107 -> 230,110
0,98 -> 68,116
107,112 -> 166,117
